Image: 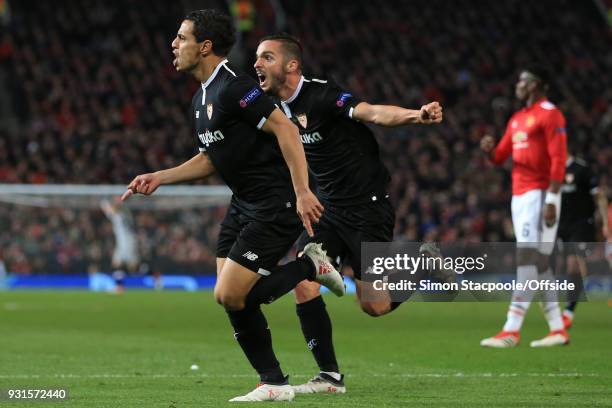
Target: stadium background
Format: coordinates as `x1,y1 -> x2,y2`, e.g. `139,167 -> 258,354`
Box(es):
0,2 -> 611,407
0,0 -> 610,278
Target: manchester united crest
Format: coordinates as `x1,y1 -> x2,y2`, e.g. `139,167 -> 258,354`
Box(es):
207,103 -> 213,120
296,113 -> 308,129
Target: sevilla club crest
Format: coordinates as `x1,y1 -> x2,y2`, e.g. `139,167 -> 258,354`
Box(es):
296,113 -> 307,128
207,103 -> 213,120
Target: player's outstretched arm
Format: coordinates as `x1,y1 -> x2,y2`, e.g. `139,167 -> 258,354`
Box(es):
262,108 -> 323,237
121,153 -> 216,201
352,101 -> 443,126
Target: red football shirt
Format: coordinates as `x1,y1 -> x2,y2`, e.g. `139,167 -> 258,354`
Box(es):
491,98 -> 567,195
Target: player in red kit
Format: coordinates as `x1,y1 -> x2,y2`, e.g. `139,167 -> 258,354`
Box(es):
480,66 -> 569,348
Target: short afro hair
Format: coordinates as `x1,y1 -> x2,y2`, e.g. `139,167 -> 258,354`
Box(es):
523,64 -> 551,91
185,9 -> 236,57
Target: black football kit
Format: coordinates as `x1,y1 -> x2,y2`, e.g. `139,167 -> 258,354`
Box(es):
276,76 -> 395,279
191,60 -> 302,273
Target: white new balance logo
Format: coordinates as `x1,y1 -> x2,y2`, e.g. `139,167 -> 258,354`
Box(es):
243,251 -> 259,261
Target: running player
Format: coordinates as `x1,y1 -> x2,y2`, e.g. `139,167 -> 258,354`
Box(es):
122,11 -> 345,402
254,34 -> 444,393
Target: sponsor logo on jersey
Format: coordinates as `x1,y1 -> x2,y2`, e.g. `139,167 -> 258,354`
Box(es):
512,131 -> 529,149
207,103 -> 213,119
300,132 -> 323,144
526,115 -> 535,127
336,92 -> 352,107
243,251 -> 259,261
239,87 -> 262,108
195,110 -> 200,118
296,113 -> 308,128
198,129 -> 225,147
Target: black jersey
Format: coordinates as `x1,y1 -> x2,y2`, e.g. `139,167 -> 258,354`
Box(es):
278,76 -> 391,206
191,60 -> 295,215
559,157 -> 597,225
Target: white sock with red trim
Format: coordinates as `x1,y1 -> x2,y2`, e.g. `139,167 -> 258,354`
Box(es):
540,268 -> 564,331
502,264 -> 537,332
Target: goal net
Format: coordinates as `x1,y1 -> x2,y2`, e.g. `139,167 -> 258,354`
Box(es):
0,184 -> 231,279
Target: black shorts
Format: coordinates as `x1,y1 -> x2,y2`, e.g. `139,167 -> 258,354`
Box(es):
558,219 -> 596,243
557,219 -> 596,257
217,203 -> 303,274
296,197 -> 395,280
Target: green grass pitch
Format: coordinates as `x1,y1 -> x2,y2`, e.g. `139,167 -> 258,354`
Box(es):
0,291 -> 610,407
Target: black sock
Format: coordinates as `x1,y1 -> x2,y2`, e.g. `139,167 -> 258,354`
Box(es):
296,296 -> 339,373
226,306 -> 286,384
245,257 -> 313,308
566,273 -> 584,311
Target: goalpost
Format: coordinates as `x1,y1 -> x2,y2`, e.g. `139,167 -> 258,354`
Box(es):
0,184 -> 232,279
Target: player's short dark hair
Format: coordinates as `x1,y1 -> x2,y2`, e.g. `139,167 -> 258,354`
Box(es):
523,64 -> 551,92
184,9 -> 235,57
259,33 -> 303,71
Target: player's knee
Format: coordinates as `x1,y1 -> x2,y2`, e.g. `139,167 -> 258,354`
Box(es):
360,301 -> 391,317
294,280 -> 321,303
220,296 -> 246,311
214,287 -> 245,311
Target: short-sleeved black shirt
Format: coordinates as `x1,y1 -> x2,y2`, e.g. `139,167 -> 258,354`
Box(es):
191,60 -> 295,217
276,77 -> 391,206
560,157 -> 597,225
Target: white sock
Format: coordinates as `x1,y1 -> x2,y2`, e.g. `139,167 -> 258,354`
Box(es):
541,302 -> 564,331
503,302 -> 529,332
539,268 -> 564,331
320,371 -> 342,381
502,265 -> 537,332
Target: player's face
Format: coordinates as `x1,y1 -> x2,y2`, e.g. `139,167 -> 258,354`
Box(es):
171,20 -> 202,73
515,71 -> 535,101
254,40 -> 287,95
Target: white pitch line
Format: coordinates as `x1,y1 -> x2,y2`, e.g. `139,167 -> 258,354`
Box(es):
0,372 -> 599,380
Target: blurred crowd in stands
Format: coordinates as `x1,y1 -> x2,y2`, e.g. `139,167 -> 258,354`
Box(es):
0,0 -> 610,274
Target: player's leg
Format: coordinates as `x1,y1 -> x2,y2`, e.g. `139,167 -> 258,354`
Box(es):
354,278 -> 393,316
481,190 -> 543,347
216,229 -> 345,310
530,194 -> 569,347
111,250 -> 126,294
562,222 -> 592,328
213,208 -> 291,399
347,198 -> 411,317
563,253 -> 586,327
292,228 -> 346,394
216,210 -> 343,401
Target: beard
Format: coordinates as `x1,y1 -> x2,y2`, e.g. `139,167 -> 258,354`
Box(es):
268,70 -> 287,95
